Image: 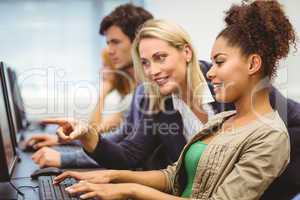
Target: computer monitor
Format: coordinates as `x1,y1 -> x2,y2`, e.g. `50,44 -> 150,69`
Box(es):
6,67 -> 28,132
0,62 -> 18,147
0,62 -> 18,182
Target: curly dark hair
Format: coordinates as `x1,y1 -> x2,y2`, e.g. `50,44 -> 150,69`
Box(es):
218,0 -> 297,79
99,3 -> 153,42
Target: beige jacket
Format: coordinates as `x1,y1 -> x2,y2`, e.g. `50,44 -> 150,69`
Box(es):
161,111 -> 290,200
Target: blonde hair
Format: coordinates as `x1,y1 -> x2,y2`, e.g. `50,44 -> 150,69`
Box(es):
132,19 -> 206,111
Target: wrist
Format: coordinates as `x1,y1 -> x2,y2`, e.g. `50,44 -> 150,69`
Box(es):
80,124 -> 99,152
109,170 -> 126,183
127,183 -> 143,199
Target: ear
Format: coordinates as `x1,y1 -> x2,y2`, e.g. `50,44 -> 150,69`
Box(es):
247,54 -> 262,76
182,44 -> 193,63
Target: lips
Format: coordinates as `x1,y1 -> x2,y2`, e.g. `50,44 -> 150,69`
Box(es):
154,76 -> 169,86
212,82 -> 224,92
111,58 -> 118,63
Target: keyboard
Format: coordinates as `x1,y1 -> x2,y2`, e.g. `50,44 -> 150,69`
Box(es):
38,175 -> 82,200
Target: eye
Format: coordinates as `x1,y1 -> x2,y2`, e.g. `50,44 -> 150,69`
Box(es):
215,60 -> 224,66
155,53 -> 168,63
141,59 -> 150,69
109,39 -> 120,45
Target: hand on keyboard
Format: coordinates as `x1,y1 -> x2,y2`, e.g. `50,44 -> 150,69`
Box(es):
39,176 -> 81,200
53,170 -> 115,185
65,181 -> 133,200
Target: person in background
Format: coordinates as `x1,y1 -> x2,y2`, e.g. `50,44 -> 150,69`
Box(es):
53,0 -> 294,198
29,48 -> 135,168
26,48 -> 133,149
28,3 -> 153,168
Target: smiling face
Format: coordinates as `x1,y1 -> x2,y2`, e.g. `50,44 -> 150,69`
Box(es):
138,37 -> 191,96
104,25 -> 132,69
207,36 -> 251,103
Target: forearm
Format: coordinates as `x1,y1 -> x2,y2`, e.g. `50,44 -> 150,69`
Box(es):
112,170 -> 168,192
96,113 -> 123,134
89,81 -> 113,125
129,183 -> 185,200
89,92 -> 106,125
88,110 -> 123,146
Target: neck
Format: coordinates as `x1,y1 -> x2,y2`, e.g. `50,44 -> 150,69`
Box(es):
234,88 -> 273,119
122,63 -> 134,77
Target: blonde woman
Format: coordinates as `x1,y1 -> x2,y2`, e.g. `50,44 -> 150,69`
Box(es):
54,0 -> 294,198
45,18 -> 227,170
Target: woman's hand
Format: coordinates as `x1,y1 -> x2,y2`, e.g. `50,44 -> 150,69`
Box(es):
53,170 -> 117,185
41,118 -> 86,142
65,181 -> 133,200
41,118 -> 98,152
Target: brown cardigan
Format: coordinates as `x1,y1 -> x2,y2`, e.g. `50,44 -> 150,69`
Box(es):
161,111 -> 290,200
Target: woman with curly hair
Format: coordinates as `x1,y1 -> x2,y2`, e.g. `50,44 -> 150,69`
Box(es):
54,1 -> 296,199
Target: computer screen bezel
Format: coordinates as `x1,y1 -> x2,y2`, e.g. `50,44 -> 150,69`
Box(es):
6,67 -> 28,132
0,62 -> 18,182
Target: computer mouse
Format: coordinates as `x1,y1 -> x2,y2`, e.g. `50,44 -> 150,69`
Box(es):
31,167 -> 63,179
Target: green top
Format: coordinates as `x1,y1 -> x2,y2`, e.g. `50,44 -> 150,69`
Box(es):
181,141 -> 207,197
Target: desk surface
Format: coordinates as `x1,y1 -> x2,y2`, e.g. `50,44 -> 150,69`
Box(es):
0,148 -> 96,200
0,150 -> 40,200
0,126 -> 93,200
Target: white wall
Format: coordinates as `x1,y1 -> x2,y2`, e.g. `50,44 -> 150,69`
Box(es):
145,0 -> 300,101
0,0 -> 140,120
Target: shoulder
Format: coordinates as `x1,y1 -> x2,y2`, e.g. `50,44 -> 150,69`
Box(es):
244,112 -> 289,149
134,84 -> 145,96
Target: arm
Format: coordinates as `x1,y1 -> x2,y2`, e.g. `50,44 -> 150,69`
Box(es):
89,81 -> 124,133
61,150 -> 99,168
85,113 -> 158,169
85,85 -> 159,169
56,168 -> 188,200
130,184 -> 186,200
111,170 -> 168,191
95,113 -> 123,133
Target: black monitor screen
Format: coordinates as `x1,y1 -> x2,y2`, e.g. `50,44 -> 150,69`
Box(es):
7,67 -> 27,132
0,62 -> 17,182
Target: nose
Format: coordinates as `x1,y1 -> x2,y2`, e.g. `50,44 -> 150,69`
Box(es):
149,63 -> 161,77
206,65 -> 216,80
107,45 -> 115,55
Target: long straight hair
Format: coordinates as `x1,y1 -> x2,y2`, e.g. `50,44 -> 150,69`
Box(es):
132,19 -> 206,112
